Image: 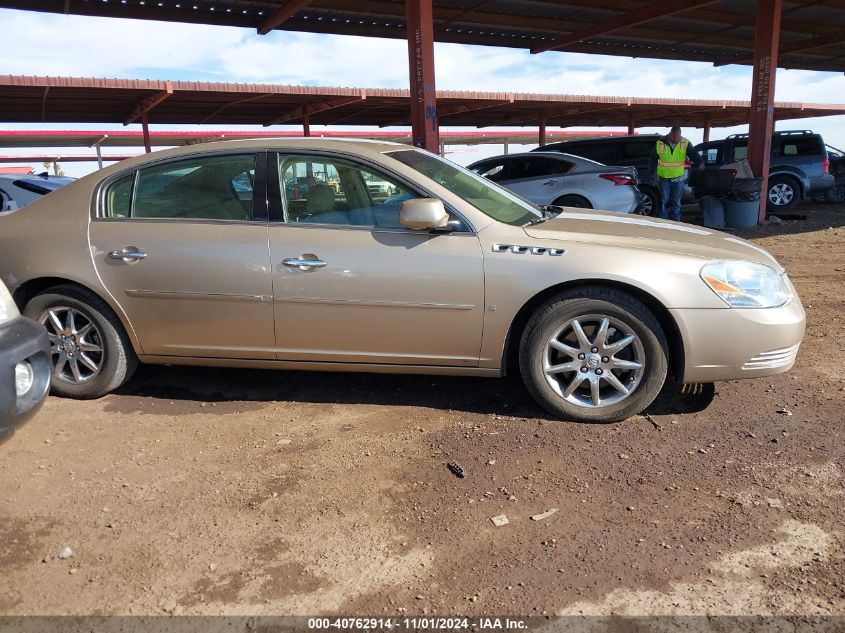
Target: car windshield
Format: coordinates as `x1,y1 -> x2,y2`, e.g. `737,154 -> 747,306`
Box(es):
387,149 -> 541,226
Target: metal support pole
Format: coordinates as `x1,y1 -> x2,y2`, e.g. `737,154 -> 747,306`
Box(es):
703,119 -> 711,142
627,115 -> 636,136
96,143 -> 103,170
141,112 -> 152,154
503,139 -> 509,155
439,140 -> 445,157
748,0 -> 782,224
302,113 -> 311,137
406,0 -> 439,152
538,114 -> 547,147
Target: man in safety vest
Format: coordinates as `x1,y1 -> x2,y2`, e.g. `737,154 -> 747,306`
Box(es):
649,126 -> 704,221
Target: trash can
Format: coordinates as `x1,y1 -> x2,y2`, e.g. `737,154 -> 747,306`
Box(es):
723,199 -> 759,227
700,195 -> 725,228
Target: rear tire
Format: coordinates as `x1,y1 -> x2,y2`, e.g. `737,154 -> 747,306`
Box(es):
766,175 -> 800,212
23,285 -> 138,399
552,194 -> 592,209
638,187 -> 660,216
824,181 -> 845,204
519,287 -> 668,423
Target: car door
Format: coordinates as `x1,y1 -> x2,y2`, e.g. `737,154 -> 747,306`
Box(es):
268,151 -> 484,367
500,156 -> 567,203
89,151 -> 276,359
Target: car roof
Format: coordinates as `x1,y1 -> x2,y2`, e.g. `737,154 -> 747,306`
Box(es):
544,134 -> 661,145
83,137 -> 414,182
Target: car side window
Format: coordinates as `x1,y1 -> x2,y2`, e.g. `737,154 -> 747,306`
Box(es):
473,160 -> 510,182
554,159 -> 577,174
131,154 -> 256,221
278,155 -> 422,229
104,173 -> 134,218
510,157 -> 556,179
621,141 -> 654,159
573,144 -> 615,165
731,141 -> 748,162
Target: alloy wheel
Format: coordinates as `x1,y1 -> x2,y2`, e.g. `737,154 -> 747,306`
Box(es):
543,314 -> 645,408
768,183 -> 794,207
40,306 -> 105,384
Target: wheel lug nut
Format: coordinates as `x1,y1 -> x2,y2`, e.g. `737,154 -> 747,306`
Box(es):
580,367 -> 588,373
602,356 -> 609,363
591,347 -> 598,353
595,368 -> 603,375
578,353 -> 586,360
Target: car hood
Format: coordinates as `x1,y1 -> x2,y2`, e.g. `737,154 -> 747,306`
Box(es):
523,209 -> 783,271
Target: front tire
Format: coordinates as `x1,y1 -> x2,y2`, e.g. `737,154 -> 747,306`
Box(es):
519,287 -> 668,423
23,285 -> 138,399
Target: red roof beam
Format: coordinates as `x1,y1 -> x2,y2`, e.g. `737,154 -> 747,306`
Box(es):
380,97 -> 514,127
531,0 -> 721,55
715,30 -> 845,66
123,82 -> 173,125
257,0 -> 314,35
263,93 -> 367,126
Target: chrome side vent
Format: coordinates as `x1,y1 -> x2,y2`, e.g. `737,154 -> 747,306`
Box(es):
492,244 -> 566,256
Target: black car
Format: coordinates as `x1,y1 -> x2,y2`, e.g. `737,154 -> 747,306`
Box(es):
695,130 -> 834,212
0,280 -> 50,444
533,134 -> 672,215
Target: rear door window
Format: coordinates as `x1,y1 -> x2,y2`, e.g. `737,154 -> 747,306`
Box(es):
731,141 -> 748,162
509,157 -> 559,180
471,159 -> 511,182
131,154 -> 256,221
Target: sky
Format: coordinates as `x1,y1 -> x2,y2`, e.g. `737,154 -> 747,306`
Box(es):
0,7 -> 844,177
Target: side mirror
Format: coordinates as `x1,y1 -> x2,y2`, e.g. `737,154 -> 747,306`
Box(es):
400,198 -> 449,230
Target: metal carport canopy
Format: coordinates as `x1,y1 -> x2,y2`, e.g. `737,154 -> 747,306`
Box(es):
2,75 -> 843,130
3,0 -> 844,223
3,0 -> 845,73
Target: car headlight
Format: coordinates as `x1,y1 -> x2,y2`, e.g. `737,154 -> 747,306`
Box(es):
0,282 -> 19,325
700,261 -> 790,308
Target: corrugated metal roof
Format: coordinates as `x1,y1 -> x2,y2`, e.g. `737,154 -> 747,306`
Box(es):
1,75 -> 843,129
1,1 -> 844,72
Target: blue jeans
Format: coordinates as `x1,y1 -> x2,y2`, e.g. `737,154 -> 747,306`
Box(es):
659,178 -> 685,221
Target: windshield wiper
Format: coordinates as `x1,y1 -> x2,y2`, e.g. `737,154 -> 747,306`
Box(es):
523,205 -> 561,227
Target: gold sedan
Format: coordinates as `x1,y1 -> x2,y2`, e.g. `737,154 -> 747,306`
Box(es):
0,139 -> 805,423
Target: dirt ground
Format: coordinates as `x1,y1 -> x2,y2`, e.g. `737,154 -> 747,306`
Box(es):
1,202 -> 843,619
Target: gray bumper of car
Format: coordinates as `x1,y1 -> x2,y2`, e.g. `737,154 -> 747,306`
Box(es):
0,317 -> 50,443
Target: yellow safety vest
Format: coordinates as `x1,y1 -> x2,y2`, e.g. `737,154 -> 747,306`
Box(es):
656,138 -> 688,179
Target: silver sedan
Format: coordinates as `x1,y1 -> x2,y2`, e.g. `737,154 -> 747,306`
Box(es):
468,152 -> 641,213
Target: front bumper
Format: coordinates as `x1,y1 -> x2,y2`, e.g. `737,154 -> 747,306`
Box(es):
670,298 -> 806,383
0,316 -> 50,444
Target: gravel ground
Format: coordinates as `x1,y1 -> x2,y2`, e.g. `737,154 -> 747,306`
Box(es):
1,203 -> 843,618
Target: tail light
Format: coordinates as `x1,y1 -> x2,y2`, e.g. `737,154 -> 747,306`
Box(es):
684,159 -> 691,168
599,173 -> 636,186
823,153 -> 829,174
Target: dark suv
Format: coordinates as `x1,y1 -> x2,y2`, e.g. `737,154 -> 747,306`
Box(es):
695,130 -> 834,212
533,134 -> 671,215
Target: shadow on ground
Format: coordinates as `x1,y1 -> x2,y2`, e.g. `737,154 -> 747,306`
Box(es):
114,363 -> 716,421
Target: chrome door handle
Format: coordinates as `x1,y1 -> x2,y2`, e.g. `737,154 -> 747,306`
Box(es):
542,180 -> 556,186
282,256 -> 326,270
108,247 -> 147,261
